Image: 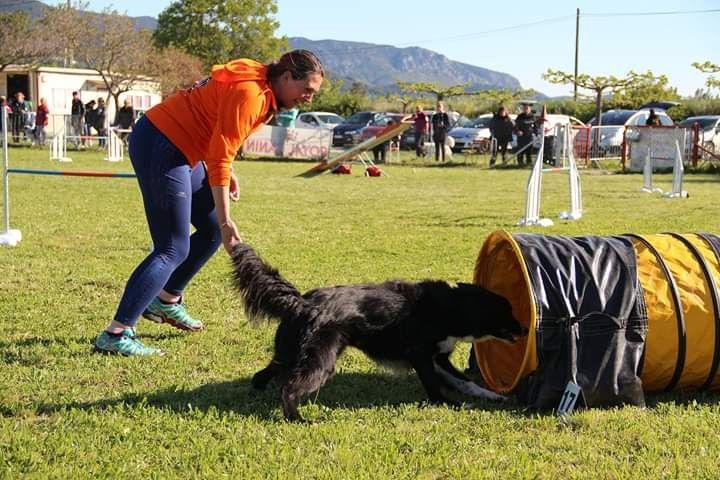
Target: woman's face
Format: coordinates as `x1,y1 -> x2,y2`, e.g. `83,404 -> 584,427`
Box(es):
274,71 -> 323,109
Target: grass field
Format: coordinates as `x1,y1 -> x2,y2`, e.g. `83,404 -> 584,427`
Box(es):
2,147 -> 720,479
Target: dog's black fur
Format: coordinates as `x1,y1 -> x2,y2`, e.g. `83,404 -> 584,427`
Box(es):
231,243 -> 525,421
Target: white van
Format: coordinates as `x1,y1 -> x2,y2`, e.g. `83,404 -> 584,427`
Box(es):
589,109 -> 673,155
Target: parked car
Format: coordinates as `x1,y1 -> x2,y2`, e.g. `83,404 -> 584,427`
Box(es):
357,113 -> 408,143
588,109 -> 673,155
678,115 -> 720,153
332,111 -> 381,147
295,111 -> 345,130
448,114 -> 493,153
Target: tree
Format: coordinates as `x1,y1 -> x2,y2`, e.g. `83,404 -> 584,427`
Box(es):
693,61 -> 720,89
0,10 -> 55,72
153,0 -> 288,69
389,94 -> 415,113
396,81 -> 535,113
396,81 -> 469,102
609,74 -> 680,110
543,69 -> 664,125
152,46 -> 206,99
41,1 -> 93,68
73,9 -> 158,117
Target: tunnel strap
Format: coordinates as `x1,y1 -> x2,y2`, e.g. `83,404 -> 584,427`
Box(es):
625,234 -> 686,392
693,232 -> 720,390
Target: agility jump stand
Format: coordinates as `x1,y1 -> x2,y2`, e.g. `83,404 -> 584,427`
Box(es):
640,146 -> 662,194
517,123 -> 582,227
664,140 -> 688,199
1,110 -> 21,246
50,128 -> 72,162
104,128 -> 124,162
1,110 -> 136,247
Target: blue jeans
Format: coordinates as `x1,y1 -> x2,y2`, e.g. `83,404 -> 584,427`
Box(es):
114,116 -> 221,326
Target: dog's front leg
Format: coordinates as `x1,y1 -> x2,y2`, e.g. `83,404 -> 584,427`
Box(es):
433,353 -> 506,402
409,355 -> 460,408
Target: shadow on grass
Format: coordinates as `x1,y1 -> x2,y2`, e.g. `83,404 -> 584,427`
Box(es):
37,371 -> 519,420
0,332 -> 184,367
645,390 -> 720,408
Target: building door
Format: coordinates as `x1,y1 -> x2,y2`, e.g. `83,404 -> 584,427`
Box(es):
7,74 -> 30,101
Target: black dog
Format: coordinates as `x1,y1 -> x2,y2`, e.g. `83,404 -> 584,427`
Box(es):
231,244 -> 525,421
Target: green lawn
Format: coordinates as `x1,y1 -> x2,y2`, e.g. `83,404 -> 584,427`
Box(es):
1,148 -> 720,479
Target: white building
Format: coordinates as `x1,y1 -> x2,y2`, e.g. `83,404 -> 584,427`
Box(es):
1,65 -> 161,136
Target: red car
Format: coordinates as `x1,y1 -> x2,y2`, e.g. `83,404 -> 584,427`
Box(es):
358,113 -> 409,143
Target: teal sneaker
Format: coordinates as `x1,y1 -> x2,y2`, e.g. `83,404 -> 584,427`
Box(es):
142,297 -> 204,332
93,329 -> 162,356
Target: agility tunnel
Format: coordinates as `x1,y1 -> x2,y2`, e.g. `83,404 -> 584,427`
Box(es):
472,230 -> 720,409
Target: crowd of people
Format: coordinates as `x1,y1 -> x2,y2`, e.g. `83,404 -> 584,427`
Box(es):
407,101 -> 539,166
0,90 -> 136,147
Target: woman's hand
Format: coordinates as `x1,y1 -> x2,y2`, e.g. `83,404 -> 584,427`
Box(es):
220,218 -> 242,254
229,172 -> 240,201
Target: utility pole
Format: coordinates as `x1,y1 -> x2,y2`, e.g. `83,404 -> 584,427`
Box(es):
574,8 -> 580,101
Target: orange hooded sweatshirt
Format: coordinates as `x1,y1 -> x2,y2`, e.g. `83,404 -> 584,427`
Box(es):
145,59 -> 277,186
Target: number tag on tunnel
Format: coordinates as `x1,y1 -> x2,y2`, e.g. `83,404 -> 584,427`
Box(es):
557,381 -> 583,417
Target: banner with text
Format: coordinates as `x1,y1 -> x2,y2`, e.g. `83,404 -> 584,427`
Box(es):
243,126 -> 331,160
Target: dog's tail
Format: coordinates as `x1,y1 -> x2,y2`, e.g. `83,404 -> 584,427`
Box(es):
231,243 -> 312,325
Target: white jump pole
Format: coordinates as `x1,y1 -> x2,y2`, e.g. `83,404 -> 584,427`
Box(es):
50,127 -> 72,162
1,109 -> 22,247
664,139 -> 688,198
640,145 -> 662,194
560,124 -> 583,220
105,128 -> 123,162
518,118 -> 553,227
519,107 -> 553,227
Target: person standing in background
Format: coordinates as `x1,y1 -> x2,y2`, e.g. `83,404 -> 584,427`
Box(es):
70,91 -> 85,148
489,106 -> 514,166
116,98 -> 135,144
35,97 -> 49,146
9,92 -> 28,143
514,102 -> 537,166
412,105 -> 428,158
95,97 -> 107,147
646,108 -> 662,126
431,102 -> 450,163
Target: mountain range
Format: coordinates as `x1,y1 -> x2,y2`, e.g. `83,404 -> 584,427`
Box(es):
288,37 -> 522,94
2,0 -> 525,94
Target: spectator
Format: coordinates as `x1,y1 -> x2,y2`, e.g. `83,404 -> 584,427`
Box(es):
412,104 -> 429,158
9,91 -> 28,143
0,96 -> 10,115
431,101 -> 450,162
84,99 -> 97,145
489,106 -> 514,166
514,102 -> 537,166
116,98 -> 135,143
95,97 -> 107,147
35,97 -> 49,146
70,91 -> 85,147
646,108 -> 662,127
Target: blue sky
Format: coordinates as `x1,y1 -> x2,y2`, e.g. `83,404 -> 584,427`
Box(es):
80,0 -> 719,98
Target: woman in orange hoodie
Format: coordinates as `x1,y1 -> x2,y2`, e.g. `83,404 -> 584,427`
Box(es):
95,50 -> 324,356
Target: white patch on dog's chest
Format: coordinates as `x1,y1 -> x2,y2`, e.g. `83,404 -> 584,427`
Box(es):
436,336 -> 473,353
